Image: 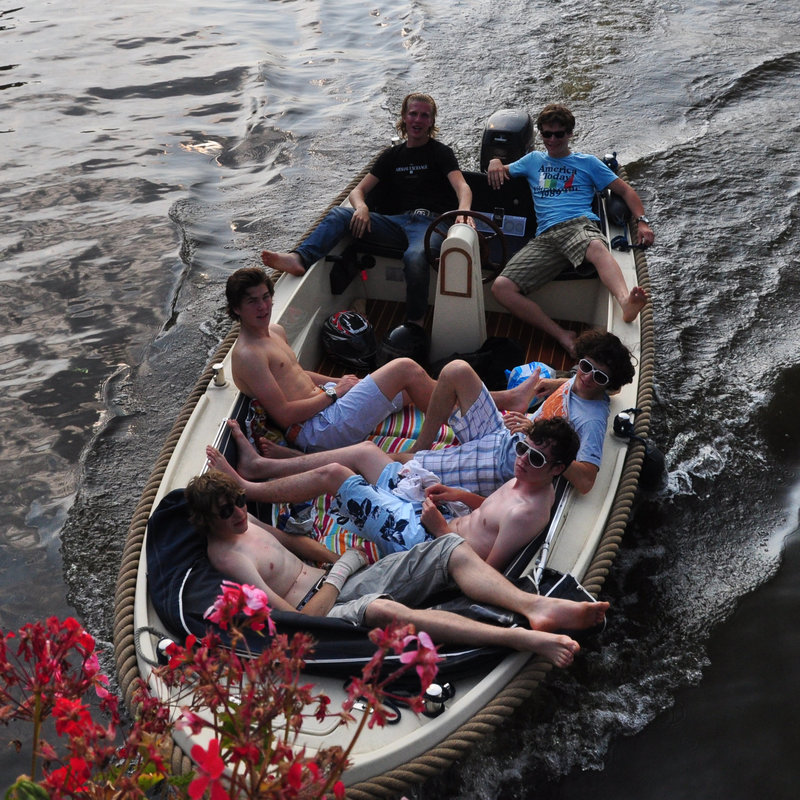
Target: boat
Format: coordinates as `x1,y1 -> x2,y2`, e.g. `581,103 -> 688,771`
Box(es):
113,109 -> 655,798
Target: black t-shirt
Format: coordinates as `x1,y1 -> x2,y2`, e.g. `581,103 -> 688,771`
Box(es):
370,139 -> 460,214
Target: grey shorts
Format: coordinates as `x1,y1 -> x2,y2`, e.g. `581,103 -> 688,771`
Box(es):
499,216 -> 605,294
326,533 -> 465,625
295,374 -> 404,452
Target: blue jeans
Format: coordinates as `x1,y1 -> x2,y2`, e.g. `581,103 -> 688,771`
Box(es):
294,206 -> 446,322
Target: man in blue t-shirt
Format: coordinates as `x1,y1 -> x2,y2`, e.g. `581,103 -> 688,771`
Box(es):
487,104 -> 655,358
262,92 -> 474,326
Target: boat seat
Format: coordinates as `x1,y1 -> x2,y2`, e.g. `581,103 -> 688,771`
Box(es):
463,170 -> 601,281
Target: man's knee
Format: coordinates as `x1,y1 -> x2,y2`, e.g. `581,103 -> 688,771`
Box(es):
364,598 -> 411,627
317,462 -> 356,491
492,275 -> 521,302
439,358 -> 479,387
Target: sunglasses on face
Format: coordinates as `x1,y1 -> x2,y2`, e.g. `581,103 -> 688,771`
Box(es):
514,439 -> 550,468
540,129 -> 568,139
577,358 -> 610,386
218,492 -> 246,520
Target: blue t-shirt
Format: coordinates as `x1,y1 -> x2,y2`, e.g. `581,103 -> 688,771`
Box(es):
531,376 -> 609,468
508,151 -> 618,235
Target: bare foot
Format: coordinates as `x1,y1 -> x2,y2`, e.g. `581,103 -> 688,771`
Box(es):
556,328 -> 578,360
501,367 -> 542,413
255,435 -> 301,459
527,596 -> 609,633
517,630 -> 580,667
224,420 -> 274,480
205,446 -> 243,483
261,250 -> 306,277
621,286 -> 648,323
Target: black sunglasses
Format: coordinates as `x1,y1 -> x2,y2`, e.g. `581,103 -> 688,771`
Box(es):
514,440 -> 550,468
577,358 -> 610,387
218,492 -> 246,520
540,129 -> 568,139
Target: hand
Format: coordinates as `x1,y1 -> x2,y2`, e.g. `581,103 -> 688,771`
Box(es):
420,496 -> 450,536
502,411 -> 531,434
636,221 -> 655,247
424,483 -> 461,505
334,374 -> 360,396
455,213 -> 477,229
487,158 -> 509,190
349,206 -> 372,238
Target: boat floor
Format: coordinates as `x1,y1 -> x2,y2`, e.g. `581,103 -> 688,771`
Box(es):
317,299 -> 585,376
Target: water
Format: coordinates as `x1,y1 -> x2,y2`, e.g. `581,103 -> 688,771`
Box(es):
2,0 -> 800,795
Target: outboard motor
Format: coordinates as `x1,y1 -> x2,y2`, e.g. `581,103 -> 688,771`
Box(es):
377,322 -> 430,368
480,109 -> 534,172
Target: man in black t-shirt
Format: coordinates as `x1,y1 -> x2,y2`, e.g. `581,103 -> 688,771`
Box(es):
262,93 -> 474,326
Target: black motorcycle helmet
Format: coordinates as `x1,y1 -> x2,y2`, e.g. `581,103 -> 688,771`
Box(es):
377,322 -> 430,367
321,311 -> 377,371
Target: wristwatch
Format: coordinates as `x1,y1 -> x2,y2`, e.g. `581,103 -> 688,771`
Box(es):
634,215 -> 650,224
323,386 -> 337,403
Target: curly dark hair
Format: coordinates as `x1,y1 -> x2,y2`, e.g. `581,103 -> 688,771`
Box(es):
521,416 -> 580,468
185,470 -> 243,536
574,329 -> 635,391
225,267 -> 274,322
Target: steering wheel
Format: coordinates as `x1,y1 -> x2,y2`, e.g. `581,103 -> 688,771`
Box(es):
423,210 -> 508,283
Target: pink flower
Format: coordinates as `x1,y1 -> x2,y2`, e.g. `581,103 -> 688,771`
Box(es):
400,631 -> 441,691
189,738 -> 229,800
204,581 -> 274,634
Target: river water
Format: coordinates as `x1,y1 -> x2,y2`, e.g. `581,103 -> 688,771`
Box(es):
2,0 -> 799,796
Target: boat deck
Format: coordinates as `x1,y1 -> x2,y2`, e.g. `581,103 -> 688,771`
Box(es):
316,299 -> 584,376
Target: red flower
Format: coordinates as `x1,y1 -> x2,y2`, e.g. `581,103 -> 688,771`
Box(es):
189,737 -> 229,800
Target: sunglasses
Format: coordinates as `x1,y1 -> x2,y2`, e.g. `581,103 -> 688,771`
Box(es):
514,439 -> 550,468
218,492 -> 246,520
539,129 -> 568,139
577,358 -> 610,386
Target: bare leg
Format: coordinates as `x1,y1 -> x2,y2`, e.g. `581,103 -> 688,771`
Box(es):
492,276 -> 578,358
411,359 -> 484,452
217,421 -> 390,483
411,359 -> 542,452
261,250 -> 305,276
255,436 -> 301,459
584,240 -> 648,323
446,542 -> 609,633
365,599 -> 580,668
205,456 -> 355,506
369,357 -> 436,411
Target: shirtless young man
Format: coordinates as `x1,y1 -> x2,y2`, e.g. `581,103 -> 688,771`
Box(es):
226,266 -> 543,454
184,470 -> 608,668
205,417 -> 579,571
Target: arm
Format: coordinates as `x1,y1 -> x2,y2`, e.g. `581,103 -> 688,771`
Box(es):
347,173 -> 380,238
425,483 -> 485,510
487,157 -> 512,190
562,460 -> 599,495
607,177 -> 654,247
447,170 -> 475,227
254,517 -> 339,566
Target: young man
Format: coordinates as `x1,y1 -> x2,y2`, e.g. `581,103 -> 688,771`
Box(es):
405,329 -> 635,496
487,103 -> 653,357
184,470 -> 608,668
261,92 -> 475,327
226,266 -> 541,454
205,417 -> 579,571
